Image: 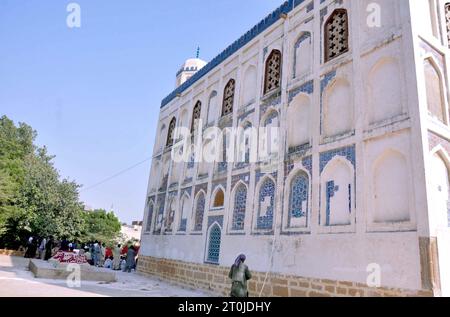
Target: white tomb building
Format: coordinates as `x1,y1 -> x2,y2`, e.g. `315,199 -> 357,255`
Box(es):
138,0 -> 450,297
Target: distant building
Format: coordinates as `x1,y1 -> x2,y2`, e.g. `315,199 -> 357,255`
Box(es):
121,222 -> 142,242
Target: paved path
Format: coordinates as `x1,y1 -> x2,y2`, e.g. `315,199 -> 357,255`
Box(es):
0,255 -> 212,297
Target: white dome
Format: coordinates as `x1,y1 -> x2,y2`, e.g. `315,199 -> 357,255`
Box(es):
180,58 -> 207,70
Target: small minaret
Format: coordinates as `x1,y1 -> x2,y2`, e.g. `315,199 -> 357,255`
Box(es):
175,47 -> 207,88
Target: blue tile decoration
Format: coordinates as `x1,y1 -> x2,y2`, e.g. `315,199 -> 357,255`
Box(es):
257,178 -> 276,230
179,219 -> 187,232
232,184 -> 248,231
160,1 -> 305,108
154,194 -> 166,234
206,224 -> 222,264
288,80 -> 314,102
194,192 -> 206,232
260,95 -> 281,118
320,70 -> 337,93
145,199 -> 155,232
292,33 -> 312,79
289,172 -> 309,227
288,142 -> 312,156
285,155 -> 313,180
256,170 -> 278,184
208,216 -> 224,228
181,187 -> 192,198
232,173 -> 250,187
264,110 -> 279,126
195,183 -> 208,196
325,180 -> 339,226
319,145 -> 356,174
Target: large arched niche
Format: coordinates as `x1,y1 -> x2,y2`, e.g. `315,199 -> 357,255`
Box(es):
320,157 -> 354,227
372,149 -> 410,224
293,32 -> 312,79
178,193 -> 191,232
322,78 -> 353,138
424,57 -> 447,124
241,65 -> 257,107
430,149 -> 450,229
287,93 -> 311,149
368,57 -> 403,125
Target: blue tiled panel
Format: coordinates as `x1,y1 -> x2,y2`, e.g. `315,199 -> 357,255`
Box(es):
289,173 -> 309,227
325,181 -> 339,226
208,216 -> 224,228
162,1 -> 299,108
288,80 -> 314,102
194,193 -> 205,232
154,194 -> 166,234
179,219 -> 187,232
257,178 -> 276,230
319,145 -> 356,174
232,184 -> 247,231
145,201 -> 154,232
206,224 -> 222,264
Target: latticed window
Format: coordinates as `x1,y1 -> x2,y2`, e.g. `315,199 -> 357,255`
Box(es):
222,79 -> 235,116
232,184 -> 247,231
264,50 -> 282,94
166,117 -> 176,147
324,9 -> 349,63
446,3 -> 450,48
206,224 -> 221,264
191,101 -> 202,133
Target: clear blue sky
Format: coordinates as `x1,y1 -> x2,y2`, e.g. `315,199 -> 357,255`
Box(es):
0,0 -> 282,224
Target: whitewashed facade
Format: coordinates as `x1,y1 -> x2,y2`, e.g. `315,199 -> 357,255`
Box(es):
139,0 -> 450,296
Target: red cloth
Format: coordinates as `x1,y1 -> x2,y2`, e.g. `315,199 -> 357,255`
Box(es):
52,251 -> 87,264
105,247 -> 113,258
121,246 -> 128,255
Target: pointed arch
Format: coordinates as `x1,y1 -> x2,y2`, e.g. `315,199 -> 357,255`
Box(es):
241,65 -> 257,106
207,90 -> 218,124
424,57 -> 447,124
264,50 -> 282,94
372,149 -> 410,223
288,93 -> 311,148
222,79 -> 235,116
254,175 -> 276,231
324,9 -> 349,62
145,198 -> 155,233
166,117 -> 177,147
322,78 -> 353,137
205,222 -> 222,264
284,169 -> 310,230
430,146 -> 450,228
230,181 -> 248,231
211,185 -> 225,209
293,32 -> 312,79
367,57 -> 403,124
178,193 -> 191,232
320,156 -> 354,227
193,190 -> 206,232
191,101 -> 202,133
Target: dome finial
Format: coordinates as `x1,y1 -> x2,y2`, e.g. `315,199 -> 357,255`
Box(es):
196,46 -> 200,59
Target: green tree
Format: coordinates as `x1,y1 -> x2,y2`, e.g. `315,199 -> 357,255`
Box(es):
81,209 -> 122,245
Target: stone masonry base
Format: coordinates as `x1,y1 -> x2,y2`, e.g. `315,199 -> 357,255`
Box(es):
137,255 -> 433,297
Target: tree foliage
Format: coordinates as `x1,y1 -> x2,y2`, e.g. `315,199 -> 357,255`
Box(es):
0,115 -> 121,249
